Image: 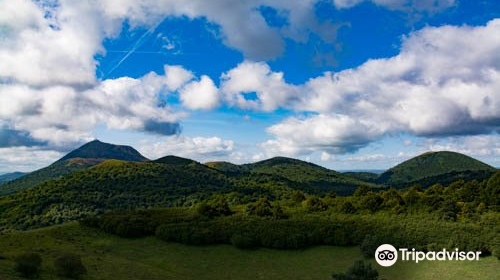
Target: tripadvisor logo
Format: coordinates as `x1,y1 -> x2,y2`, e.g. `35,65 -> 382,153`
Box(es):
375,244 -> 482,267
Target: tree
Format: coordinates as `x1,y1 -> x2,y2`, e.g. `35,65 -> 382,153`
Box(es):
302,196 -> 328,212
340,201 -> 357,214
291,190 -> 306,203
360,192 -> 383,213
332,260 -> 382,280
195,196 -> 232,218
246,197 -> 287,219
14,252 -> 42,278
354,185 -> 370,197
360,235 -> 380,258
54,253 -> 87,279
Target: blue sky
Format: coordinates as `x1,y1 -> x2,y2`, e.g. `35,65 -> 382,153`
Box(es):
0,0 -> 499,172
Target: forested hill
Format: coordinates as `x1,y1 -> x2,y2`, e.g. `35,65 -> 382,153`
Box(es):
0,140 -> 149,195
377,151 -> 496,186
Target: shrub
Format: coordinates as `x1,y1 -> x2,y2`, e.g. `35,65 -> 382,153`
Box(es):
360,235 -> 380,258
331,260 -> 381,280
492,244 -> 500,260
196,197 -> 232,218
340,201 -> 357,214
360,193 -> 384,213
302,196 -> 328,212
246,197 -> 274,217
231,232 -> 258,249
14,252 -> 42,278
291,190 -> 306,203
54,253 -> 87,279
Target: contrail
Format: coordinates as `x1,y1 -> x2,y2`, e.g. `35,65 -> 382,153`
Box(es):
103,21 -> 162,79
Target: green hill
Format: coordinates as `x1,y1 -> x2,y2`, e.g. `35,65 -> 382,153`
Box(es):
342,172 -> 379,182
205,161 -> 243,174
211,157 -> 376,195
378,151 -> 496,187
154,155 -> 198,165
0,159 -> 236,230
0,158 -> 104,195
0,155 -> 376,230
0,172 -> 26,185
0,140 -> 149,195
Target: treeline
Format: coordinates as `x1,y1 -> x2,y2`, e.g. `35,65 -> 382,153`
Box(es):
82,209 -> 499,256
81,172 -> 500,257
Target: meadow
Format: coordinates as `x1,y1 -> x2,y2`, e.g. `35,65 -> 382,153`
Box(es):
0,223 -> 498,280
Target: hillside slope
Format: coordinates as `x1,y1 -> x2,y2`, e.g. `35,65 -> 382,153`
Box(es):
58,140 -> 148,162
378,151 -> 495,187
0,172 -> 26,185
0,140 -> 149,195
0,160 -> 235,230
209,157 -> 376,194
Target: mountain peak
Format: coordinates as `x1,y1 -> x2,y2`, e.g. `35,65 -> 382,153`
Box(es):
378,151 -> 495,186
58,140 -> 148,162
154,155 -> 198,165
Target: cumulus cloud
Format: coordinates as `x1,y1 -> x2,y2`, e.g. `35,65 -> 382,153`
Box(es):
139,135 -> 234,161
180,76 -> 219,110
260,114 -> 385,156
0,146 -> 63,173
0,0 -> 114,87
0,127 -> 46,148
426,134 -> 500,158
0,70 -> 184,148
221,61 -> 299,111
164,65 -> 194,91
333,0 -> 456,12
220,20 -> 500,156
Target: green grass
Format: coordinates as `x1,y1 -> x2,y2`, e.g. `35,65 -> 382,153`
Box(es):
0,223 -> 497,280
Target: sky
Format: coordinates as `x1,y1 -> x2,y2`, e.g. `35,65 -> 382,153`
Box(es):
0,0 -> 499,173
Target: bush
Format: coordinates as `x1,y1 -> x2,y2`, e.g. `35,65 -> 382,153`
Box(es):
332,260 -> 381,280
54,253 -> 87,279
302,196 -> 328,212
492,244 -> 500,260
340,201 -> 357,214
246,197 -> 274,217
196,197 -> 232,218
231,232 -> 258,249
360,235 -> 380,258
14,252 -> 42,278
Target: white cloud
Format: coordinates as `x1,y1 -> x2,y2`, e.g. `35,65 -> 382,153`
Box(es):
320,151 -> 331,161
139,135 -> 234,161
426,134 -> 500,158
261,114 -> 385,156
333,0 -> 456,12
0,69 -> 185,148
221,61 -> 299,111
0,0 -> 114,87
225,20 -> 500,156
180,75 -> 219,110
0,147 -> 63,173
164,65 -> 194,91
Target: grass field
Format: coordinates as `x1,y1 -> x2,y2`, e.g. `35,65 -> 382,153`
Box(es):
0,223 -> 498,280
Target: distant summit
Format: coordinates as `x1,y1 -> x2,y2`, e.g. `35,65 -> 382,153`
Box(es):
154,155 -> 197,165
58,140 -> 148,162
0,140 -> 148,195
0,172 -> 26,185
378,151 -> 495,186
